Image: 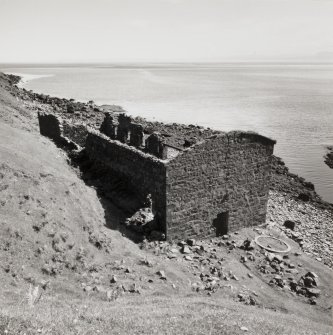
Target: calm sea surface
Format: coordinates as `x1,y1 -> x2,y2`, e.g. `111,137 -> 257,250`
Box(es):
2,64 -> 333,203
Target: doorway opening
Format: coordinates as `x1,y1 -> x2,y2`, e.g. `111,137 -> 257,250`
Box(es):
213,211 -> 229,236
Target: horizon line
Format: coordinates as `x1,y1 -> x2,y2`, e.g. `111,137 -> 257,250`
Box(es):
1,60 -> 333,66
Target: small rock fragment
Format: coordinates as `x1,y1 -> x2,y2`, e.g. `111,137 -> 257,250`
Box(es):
306,288 -> 321,298
306,271 -> 318,279
273,255 -> 283,263
181,246 -> 191,254
284,220 -> 296,230
240,239 -> 255,251
187,239 -> 196,246
231,274 -> 239,281
156,270 -> 167,280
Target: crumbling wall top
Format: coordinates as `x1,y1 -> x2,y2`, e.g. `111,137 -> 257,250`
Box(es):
87,128 -> 168,165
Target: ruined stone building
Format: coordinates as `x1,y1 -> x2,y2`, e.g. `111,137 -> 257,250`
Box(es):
38,111 -> 276,240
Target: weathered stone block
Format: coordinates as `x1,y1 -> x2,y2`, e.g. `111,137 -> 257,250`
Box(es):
129,123 -> 144,147
145,132 -> 165,158
100,112 -> 117,139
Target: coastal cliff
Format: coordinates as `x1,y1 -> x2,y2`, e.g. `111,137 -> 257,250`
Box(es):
0,72 -> 332,334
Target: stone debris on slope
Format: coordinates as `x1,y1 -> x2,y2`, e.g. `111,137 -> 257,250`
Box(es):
267,191 -> 333,268
140,210 -> 333,307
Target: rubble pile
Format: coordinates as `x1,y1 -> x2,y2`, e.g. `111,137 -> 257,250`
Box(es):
267,191 -> 333,268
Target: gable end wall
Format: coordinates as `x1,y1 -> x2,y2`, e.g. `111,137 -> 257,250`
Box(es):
166,134 -> 274,240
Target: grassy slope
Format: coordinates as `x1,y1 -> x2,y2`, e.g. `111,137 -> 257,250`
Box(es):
0,73 -> 332,335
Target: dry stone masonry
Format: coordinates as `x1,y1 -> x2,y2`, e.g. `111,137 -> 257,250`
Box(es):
38,110 -> 276,240
166,133 -> 275,239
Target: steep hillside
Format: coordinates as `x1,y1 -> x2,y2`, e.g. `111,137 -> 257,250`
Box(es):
0,73 -> 332,335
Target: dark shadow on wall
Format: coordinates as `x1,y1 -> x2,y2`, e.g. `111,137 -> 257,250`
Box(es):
69,149 -> 146,243
213,211 -> 229,236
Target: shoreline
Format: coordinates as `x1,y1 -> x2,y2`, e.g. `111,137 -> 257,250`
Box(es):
4,67 -> 332,203
3,71 -> 54,88
4,71 -> 333,210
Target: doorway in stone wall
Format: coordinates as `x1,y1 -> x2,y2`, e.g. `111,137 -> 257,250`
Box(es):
213,211 -> 229,236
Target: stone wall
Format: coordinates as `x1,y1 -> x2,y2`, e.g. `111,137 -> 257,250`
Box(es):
85,130 -> 167,230
38,112 -> 62,142
100,113 -> 117,140
62,121 -> 89,147
38,112 -> 77,150
165,132 -> 275,240
38,111 -> 275,240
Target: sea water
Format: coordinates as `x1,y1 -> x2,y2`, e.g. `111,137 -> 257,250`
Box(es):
2,63 -> 333,203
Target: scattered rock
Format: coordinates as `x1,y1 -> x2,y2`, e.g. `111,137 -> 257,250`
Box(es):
238,293 -> 257,306
181,245 -> 191,254
306,288 -> 321,298
187,238 -> 196,246
306,271 -> 318,279
266,253 -> 275,262
231,274 -> 239,281
156,270 -> 166,280
273,255 -> 283,263
140,258 -> 153,267
110,275 -> 117,283
287,272 -> 321,300
267,190 -> 333,268
128,283 -> 140,293
239,239 -> 255,251
284,220 -> 296,230
308,297 -> 317,305
240,256 -> 248,263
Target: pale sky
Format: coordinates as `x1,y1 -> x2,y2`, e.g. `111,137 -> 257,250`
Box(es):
0,0 -> 333,63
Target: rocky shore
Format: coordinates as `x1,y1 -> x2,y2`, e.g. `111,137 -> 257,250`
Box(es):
267,191 -> 333,268
6,73 -> 332,203
324,146 -> 333,169
270,156 -> 333,211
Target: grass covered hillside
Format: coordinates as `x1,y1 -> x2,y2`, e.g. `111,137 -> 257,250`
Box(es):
0,73 -> 332,335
